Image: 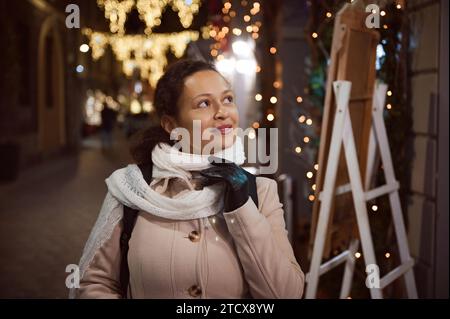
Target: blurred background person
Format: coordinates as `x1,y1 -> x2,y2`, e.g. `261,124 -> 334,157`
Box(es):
100,103 -> 117,150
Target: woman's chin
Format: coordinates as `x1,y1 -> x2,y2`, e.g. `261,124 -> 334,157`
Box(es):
222,134 -> 236,149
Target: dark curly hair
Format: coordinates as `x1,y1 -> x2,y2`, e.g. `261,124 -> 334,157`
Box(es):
130,59 -> 219,165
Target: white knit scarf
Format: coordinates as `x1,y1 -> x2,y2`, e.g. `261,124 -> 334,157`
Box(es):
69,136 -> 246,298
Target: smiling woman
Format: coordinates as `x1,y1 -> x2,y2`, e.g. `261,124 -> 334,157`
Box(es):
72,59 -> 305,299
160,66 -> 239,154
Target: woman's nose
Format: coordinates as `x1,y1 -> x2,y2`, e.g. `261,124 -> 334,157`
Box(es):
214,105 -> 229,119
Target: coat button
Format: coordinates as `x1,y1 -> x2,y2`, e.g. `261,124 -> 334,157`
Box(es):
188,230 -> 201,242
188,285 -> 202,297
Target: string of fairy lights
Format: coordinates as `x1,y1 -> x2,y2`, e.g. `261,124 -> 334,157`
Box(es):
305,0 -> 406,271
80,0 -> 201,87
97,0 -> 201,35
202,0 -> 402,272
201,1 -> 319,171
82,28 -> 199,87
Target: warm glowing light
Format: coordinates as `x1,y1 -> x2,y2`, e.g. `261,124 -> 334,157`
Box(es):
80,44 -> 90,52
82,28 -> 198,87
130,98 -> 141,114
385,252 -> 391,258
295,146 -> 302,153
306,171 -> 313,179
142,101 -> 154,112
308,195 -> 315,201
255,94 -> 262,101
97,0 -> 134,34
326,12 -> 332,18
387,90 -> 392,96
312,32 -> 318,38
312,184 -> 316,190
372,205 -> 378,212
296,96 -> 303,103
270,96 -> 277,104
273,81 -> 281,89
232,40 -> 252,57
306,119 -> 313,125
380,10 -> 386,16
252,121 -> 260,129
232,28 -> 242,35
244,15 -> 251,22
355,252 -> 361,258
314,164 -> 319,170
269,47 -> 277,54
267,114 -> 275,121
250,7 -> 259,15
386,103 -> 392,109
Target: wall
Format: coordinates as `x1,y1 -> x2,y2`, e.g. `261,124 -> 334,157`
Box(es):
407,0 -> 448,298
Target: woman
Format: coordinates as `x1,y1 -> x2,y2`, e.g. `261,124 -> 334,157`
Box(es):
72,60 -> 305,299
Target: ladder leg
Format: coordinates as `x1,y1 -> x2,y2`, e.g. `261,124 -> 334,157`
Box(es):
342,110 -> 383,299
372,84 -> 418,298
340,239 -> 359,298
364,125 -> 378,190
306,81 -> 352,299
388,192 -> 419,298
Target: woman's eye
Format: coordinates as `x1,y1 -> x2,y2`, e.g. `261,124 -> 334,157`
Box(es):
223,96 -> 233,104
198,100 -> 210,108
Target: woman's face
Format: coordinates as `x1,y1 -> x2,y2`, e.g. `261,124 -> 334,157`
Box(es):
163,70 -> 239,154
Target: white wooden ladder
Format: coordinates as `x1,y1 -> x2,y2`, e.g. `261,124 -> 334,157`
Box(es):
305,81 -> 418,299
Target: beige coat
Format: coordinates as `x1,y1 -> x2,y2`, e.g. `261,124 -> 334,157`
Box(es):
76,176 -> 305,299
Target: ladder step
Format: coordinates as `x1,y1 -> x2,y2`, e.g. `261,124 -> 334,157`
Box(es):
365,182 -> 399,201
306,250 -> 351,282
380,258 -> 415,289
349,95 -> 373,102
318,183 -> 352,201
318,182 -> 399,201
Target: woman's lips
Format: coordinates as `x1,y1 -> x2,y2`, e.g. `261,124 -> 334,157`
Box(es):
216,125 -> 233,135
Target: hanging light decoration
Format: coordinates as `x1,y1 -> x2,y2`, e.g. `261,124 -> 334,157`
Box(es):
83,29 -> 109,60
97,0 -> 135,35
83,28 -> 199,87
169,0 -> 201,28
135,0 -> 168,34
98,0 -> 201,35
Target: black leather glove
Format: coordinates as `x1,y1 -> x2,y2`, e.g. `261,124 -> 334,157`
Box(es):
199,156 -> 249,212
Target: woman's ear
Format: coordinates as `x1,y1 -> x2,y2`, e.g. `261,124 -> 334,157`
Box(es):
160,115 -> 177,136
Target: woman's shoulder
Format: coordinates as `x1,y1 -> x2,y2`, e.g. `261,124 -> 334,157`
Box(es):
255,176 -> 279,199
